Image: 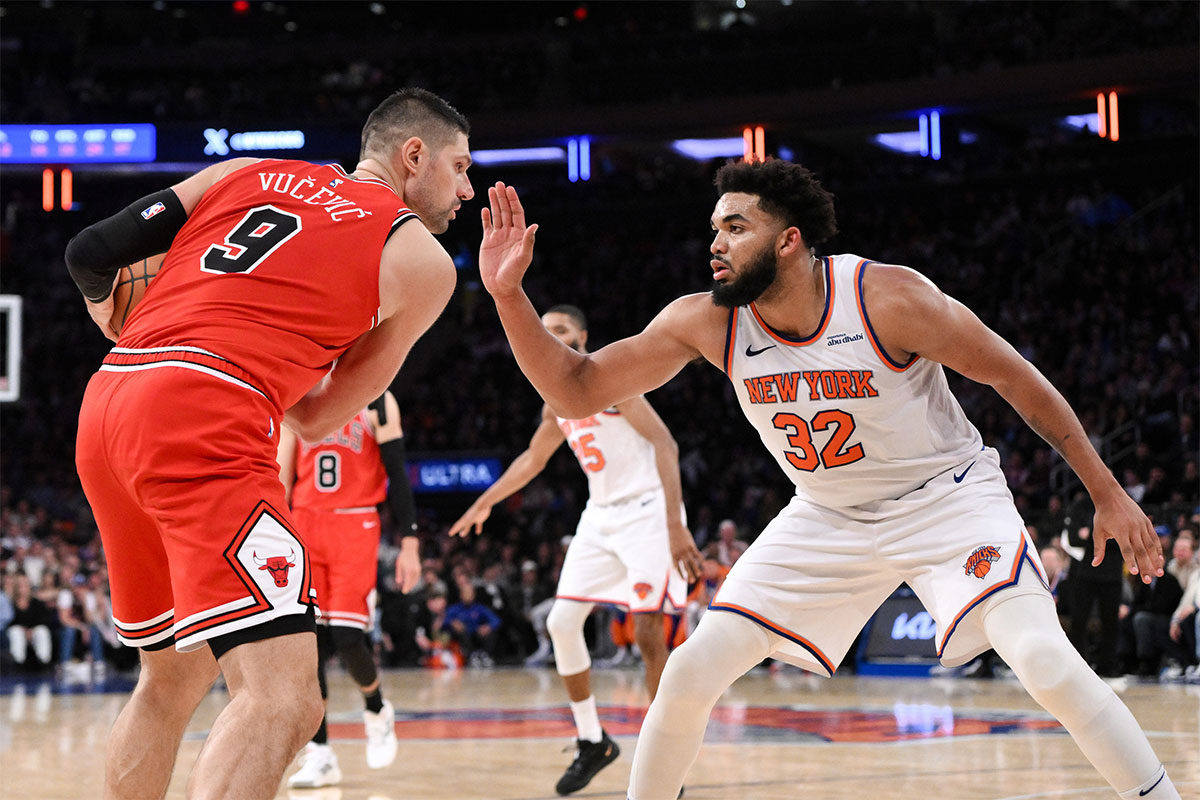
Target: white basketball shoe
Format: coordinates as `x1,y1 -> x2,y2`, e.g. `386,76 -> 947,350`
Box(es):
364,698 -> 398,769
287,742 -> 342,788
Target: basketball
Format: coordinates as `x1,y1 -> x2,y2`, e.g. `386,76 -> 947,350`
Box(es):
110,253 -> 165,334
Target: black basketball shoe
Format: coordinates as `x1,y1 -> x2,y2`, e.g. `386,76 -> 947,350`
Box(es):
555,730 -> 620,795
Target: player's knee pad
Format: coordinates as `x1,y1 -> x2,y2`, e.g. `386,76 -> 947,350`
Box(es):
986,594 -> 1113,724
330,626 -> 378,688
547,600 -> 593,676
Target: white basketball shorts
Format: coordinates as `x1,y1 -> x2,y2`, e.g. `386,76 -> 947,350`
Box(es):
710,447 -> 1050,674
556,488 -> 687,613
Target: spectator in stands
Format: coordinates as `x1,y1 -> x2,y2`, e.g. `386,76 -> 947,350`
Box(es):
1066,499 -> 1125,676
1167,569 -> 1199,680
1039,545 -> 1071,624
56,573 -> 105,678
1126,568 -> 1184,677
711,519 -> 747,567
5,573 -> 53,672
445,578 -> 502,668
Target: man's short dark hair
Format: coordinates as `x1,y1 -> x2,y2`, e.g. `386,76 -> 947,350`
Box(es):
714,158 -> 838,246
360,87 -> 470,159
545,304 -> 587,331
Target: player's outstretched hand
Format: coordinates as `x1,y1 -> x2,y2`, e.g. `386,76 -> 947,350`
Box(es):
1090,489 -> 1164,583
85,276 -> 120,342
670,523 -> 704,583
448,502 -> 491,538
396,535 -> 421,594
479,182 -> 538,299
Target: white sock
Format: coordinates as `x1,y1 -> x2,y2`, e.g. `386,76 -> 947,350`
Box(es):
1117,765 -> 1179,799
570,696 -> 603,743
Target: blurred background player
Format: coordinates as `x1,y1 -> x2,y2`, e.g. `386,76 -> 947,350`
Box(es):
278,389 -> 419,788
66,87 -> 466,799
449,304 -> 702,796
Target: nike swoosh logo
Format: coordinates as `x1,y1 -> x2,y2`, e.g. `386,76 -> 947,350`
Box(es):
745,344 -> 776,357
953,462 -> 975,483
640,498 -> 654,506
1139,769 -> 1166,796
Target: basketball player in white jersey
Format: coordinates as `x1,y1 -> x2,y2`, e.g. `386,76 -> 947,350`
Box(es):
474,170 -> 1178,800
449,304 -> 703,796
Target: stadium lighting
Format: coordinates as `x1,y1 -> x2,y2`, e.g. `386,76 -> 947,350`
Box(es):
873,130 -> 924,155
567,136 -> 591,183
1062,113 -> 1101,134
671,137 -> 746,160
470,147 -> 566,166
1108,91 -> 1119,142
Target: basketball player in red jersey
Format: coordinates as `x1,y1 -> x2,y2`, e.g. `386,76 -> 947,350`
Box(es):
66,88 -> 469,800
474,169 -> 1179,800
278,389 -> 417,787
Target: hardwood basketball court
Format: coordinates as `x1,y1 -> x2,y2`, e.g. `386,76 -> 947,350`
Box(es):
1,665 -> 1196,799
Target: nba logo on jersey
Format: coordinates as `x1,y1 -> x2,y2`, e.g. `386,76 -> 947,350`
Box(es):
140,201 -> 166,220
963,545 -> 1002,579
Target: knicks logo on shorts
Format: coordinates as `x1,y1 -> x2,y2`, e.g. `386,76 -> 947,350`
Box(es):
964,545 -> 1002,579
633,582 -> 653,600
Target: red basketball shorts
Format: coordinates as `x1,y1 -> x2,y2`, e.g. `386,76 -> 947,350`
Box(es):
76,365 -> 315,652
291,506 -> 381,630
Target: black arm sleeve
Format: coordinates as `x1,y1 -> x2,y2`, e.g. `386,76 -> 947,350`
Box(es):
64,188 -> 188,302
379,437 -> 417,534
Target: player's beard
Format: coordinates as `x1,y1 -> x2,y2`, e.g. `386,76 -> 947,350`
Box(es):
710,245 -> 778,309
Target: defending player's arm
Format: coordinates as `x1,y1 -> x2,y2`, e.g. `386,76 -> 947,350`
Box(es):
447,405 -> 566,537
276,425 -> 299,507
64,157 -> 260,340
617,396 -> 703,582
367,389 -> 420,593
863,264 -> 1164,583
285,221 -> 456,441
479,183 -> 721,418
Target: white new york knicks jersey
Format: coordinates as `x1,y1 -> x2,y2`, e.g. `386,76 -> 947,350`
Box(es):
724,254 -> 982,508
556,405 -> 661,505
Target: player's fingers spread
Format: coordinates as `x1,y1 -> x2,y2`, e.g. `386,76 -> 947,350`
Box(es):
1145,520 -> 1166,575
1091,529 -> 1109,566
481,206 -> 492,231
487,186 -> 501,219
507,185 -> 525,220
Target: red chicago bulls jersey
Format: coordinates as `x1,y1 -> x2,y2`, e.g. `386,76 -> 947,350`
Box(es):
116,159 -> 418,412
292,409 -> 387,511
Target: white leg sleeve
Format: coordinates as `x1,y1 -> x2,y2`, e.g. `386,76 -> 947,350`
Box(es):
628,609 -> 778,800
985,592 -> 1179,798
547,599 -> 594,677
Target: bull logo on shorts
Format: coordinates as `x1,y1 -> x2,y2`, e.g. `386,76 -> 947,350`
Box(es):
963,545 -> 1002,579
633,582 -> 653,600
253,548 -> 297,587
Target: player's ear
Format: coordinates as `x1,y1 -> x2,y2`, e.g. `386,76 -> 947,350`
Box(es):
578,329 -> 588,349
778,226 -> 805,257
399,136 -> 424,174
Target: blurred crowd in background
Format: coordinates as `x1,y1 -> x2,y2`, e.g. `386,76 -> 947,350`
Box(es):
1,0 -> 1196,682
